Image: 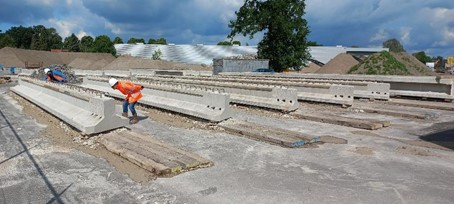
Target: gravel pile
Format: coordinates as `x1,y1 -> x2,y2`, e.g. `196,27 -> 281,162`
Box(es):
38,64 -> 81,84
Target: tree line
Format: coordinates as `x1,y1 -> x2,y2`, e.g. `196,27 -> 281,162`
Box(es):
0,25 -> 168,56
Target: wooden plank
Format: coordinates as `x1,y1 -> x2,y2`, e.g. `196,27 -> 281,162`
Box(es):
293,112 -> 388,130
219,119 -> 320,148
100,131 -> 212,175
387,99 -> 454,111
353,107 -> 433,120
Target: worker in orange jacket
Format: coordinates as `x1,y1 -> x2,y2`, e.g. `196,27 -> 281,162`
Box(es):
109,78 -> 144,124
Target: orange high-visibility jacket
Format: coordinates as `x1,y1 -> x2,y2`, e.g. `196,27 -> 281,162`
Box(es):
117,81 -> 143,103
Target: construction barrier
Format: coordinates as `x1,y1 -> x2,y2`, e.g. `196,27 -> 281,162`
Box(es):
81,77 -> 233,122
11,78 -> 129,135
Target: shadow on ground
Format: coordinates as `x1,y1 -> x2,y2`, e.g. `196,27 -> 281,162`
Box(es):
420,122 -> 454,150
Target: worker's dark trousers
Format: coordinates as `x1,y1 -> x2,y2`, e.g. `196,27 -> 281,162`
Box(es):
123,101 -> 137,115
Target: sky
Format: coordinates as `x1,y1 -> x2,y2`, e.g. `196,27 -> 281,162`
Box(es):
0,0 -> 453,58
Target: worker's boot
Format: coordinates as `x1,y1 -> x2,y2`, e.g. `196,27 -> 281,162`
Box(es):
130,114 -> 138,124
121,112 -> 128,118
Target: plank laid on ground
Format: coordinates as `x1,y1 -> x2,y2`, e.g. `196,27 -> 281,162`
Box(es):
387,99 -> 454,111
218,119 -> 320,147
292,111 -> 390,130
351,106 -> 436,120
99,131 -> 212,176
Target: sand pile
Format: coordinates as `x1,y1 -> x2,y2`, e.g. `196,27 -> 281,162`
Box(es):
317,53 -> 359,74
300,62 -> 321,73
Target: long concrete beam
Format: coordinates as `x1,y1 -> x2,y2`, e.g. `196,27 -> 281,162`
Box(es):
220,73 -> 454,100
209,75 -> 390,100
81,77 -> 232,122
11,77 -> 129,135
144,76 -> 354,106
136,76 -> 299,111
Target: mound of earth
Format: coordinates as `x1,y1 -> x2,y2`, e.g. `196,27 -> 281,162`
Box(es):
348,51 -> 435,76
300,62 -> 321,73
316,53 -> 359,74
103,55 -> 211,71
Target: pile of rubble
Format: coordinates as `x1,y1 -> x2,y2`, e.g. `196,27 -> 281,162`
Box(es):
37,64 -> 81,84
0,76 -> 12,84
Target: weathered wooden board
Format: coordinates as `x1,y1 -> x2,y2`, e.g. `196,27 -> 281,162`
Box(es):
293,111 -> 389,130
218,119 -> 320,148
100,131 -> 212,176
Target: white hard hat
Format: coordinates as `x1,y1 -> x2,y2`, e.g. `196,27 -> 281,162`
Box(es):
109,78 -> 118,87
44,68 -> 50,74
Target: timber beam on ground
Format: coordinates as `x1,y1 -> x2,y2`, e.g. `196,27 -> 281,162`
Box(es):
218,119 -> 320,148
351,103 -> 438,120
10,77 -> 129,135
137,76 -> 354,106
386,98 -> 454,111
80,77 -> 233,122
99,130 -> 212,176
292,111 -> 390,130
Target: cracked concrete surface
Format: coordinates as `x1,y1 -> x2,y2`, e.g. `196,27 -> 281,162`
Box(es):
1,83 -> 454,204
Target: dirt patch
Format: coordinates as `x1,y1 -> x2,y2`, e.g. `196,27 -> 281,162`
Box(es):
10,92 -> 156,184
396,146 -> 434,157
317,53 -> 359,74
351,130 -> 381,137
232,104 -> 294,119
350,147 -> 374,156
320,136 -> 348,144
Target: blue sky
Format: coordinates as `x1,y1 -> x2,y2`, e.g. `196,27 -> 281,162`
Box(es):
0,0 -> 453,58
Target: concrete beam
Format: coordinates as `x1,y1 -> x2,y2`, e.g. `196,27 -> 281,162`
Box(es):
220,73 -> 454,100
73,69 -> 104,76
81,77 -> 233,122
137,76 -> 299,112
11,78 -> 129,135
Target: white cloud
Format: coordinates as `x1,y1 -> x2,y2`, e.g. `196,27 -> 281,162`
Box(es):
370,28 -> 389,42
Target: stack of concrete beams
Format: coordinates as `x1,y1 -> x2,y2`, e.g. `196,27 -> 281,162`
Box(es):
136,76 -> 299,111
143,76 -> 355,106
11,77 -> 129,135
210,75 -> 390,100
80,77 -> 233,122
221,73 -> 454,101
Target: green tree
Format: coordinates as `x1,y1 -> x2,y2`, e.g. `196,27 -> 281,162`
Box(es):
217,41 -> 232,46
228,0 -> 311,72
232,40 -> 241,46
148,37 -> 167,44
0,34 -> 16,49
5,26 -> 34,49
413,51 -> 431,64
127,38 -> 145,44
80,36 -> 94,52
92,35 -> 116,56
63,33 -> 80,52
152,49 -> 162,60
383,38 -> 405,52
307,41 -> 322,46
30,25 -> 62,50
113,37 -> 124,44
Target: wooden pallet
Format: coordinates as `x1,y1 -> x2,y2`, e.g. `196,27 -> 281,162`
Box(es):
99,131 -> 212,176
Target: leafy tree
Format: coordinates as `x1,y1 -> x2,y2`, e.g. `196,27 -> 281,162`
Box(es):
0,34 -> 16,49
113,37 -> 124,44
127,38 -> 145,44
148,37 -> 167,44
152,49 -> 162,60
92,35 -> 116,56
232,40 -> 241,46
383,38 -> 405,52
63,33 -> 80,52
30,25 -> 62,50
413,51 -> 431,64
5,26 -> 34,49
80,36 -> 94,52
307,41 -> 322,46
217,41 -> 232,46
228,0 -> 311,72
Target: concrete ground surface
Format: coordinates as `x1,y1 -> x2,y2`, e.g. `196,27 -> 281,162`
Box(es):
1,84 -> 454,204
